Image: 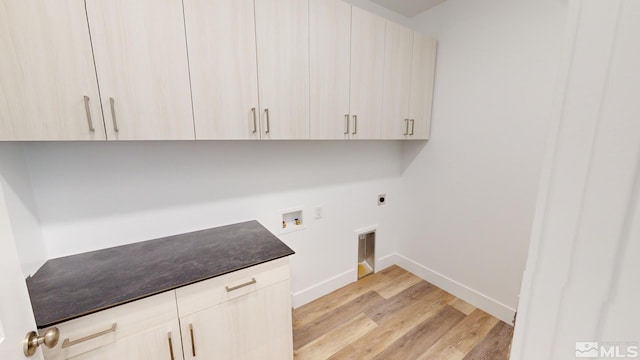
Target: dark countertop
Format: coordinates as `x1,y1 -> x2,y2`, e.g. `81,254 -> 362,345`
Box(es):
26,220 -> 294,328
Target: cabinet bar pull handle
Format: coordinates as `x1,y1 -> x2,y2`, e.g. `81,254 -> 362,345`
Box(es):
109,97 -> 119,132
404,119 -> 409,135
225,278 -> 257,292
189,324 -> 196,357
410,119 -> 415,135
251,107 -> 257,133
61,323 -> 117,349
344,114 -> 350,135
352,115 -> 357,135
83,96 -> 95,132
167,332 -> 175,360
265,108 -> 270,134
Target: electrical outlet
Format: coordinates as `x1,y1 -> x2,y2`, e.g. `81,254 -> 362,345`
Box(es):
378,194 -> 386,206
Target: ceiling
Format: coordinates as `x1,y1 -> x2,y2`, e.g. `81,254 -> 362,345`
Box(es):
369,0 -> 447,17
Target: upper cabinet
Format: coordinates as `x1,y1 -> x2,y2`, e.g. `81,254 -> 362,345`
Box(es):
184,0 -> 261,140
309,0 -> 352,140
255,0 -> 310,140
0,1 -> 105,141
86,0 -> 195,140
349,7 -> 386,139
0,0 -> 436,142
408,33 -> 438,140
310,1 -> 437,140
381,22 -> 414,139
381,27 -> 437,140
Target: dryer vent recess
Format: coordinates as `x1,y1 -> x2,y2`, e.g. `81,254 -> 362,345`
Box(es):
378,194 -> 386,206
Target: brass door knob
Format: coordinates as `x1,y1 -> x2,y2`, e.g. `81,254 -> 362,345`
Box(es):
23,327 -> 60,357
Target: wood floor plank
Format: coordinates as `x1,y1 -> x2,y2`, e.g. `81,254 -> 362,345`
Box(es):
331,292 -> 453,360
449,298 -> 476,315
293,290 -> 386,350
378,265 -> 407,278
328,307 -> 445,360
329,345 -> 357,359
366,281 -> 449,324
293,266 -> 514,360
375,271 -> 423,299
294,313 -> 377,360
371,305 -> 467,360
461,321 -> 514,360
419,345 -> 465,360
416,309 -> 500,359
293,271 -> 392,328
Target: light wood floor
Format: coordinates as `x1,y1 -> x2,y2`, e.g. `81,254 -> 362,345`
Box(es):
292,265 -> 514,360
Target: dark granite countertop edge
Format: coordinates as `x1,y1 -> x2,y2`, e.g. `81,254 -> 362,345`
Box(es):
35,252 -> 293,329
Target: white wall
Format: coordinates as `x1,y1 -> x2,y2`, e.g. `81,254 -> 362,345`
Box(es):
0,143 -> 46,277
397,0 -> 568,322
24,141 -> 404,307
342,0 -> 415,27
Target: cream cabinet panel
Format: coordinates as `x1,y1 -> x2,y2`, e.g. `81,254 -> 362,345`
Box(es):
309,0 -> 352,139
180,281 -> 293,360
176,258 -> 290,316
42,292 -> 180,360
408,33 -> 438,140
381,22 -> 414,139
349,7 -> 386,139
255,0 -> 310,140
86,0 -> 194,140
57,321 -> 183,360
0,0 -> 105,140
184,0 -> 261,140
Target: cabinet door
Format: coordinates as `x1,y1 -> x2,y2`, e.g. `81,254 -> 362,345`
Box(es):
380,22 -> 414,139
255,0 -> 309,140
60,321 -> 183,360
349,7 -> 386,139
309,0 -> 351,139
408,33 -> 438,140
184,0 -> 261,140
86,0 -> 194,140
42,292 -> 179,360
0,0 -> 105,140
181,281 -> 293,360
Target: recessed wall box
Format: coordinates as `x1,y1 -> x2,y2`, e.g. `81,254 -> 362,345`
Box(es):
280,208 -> 306,234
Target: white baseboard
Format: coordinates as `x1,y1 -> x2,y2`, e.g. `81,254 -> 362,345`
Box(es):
392,253 -> 516,324
291,253 -> 395,309
376,253 -> 397,271
291,253 -> 516,325
292,268 -> 355,308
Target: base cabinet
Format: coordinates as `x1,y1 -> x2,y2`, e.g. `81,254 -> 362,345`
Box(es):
180,281 -> 293,359
41,258 -> 292,360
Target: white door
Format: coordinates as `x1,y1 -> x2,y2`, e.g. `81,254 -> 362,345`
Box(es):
184,0 -> 261,140
255,0 -> 310,140
511,1 -> 640,359
349,7 -> 386,139
380,22 -> 414,140
309,0 -> 352,139
0,185 -> 43,360
0,0 -> 105,141
86,0 -> 195,140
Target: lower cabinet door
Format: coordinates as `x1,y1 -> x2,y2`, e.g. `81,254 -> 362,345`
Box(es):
181,281 -> 293,360
48,320 -> 183,360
